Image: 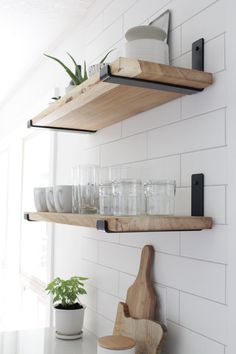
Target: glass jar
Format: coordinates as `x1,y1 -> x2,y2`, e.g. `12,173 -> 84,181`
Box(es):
99,182 -> 113,215
144,180 -> 176,215
112,179 -> 142,216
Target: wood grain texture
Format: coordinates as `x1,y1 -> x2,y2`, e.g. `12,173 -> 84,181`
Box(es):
98,335 -> 136,350
25,212 -> 213,232
31,57 -> 213,132
110,57 -> 213,89
126,245 -> 156,320
113,302 -> 166,354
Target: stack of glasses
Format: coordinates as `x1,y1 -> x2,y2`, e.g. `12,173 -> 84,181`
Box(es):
72,165 -> 176,216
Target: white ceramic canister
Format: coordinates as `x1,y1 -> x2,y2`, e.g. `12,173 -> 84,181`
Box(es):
124,25 -> 169,64
97,335 -> 136,354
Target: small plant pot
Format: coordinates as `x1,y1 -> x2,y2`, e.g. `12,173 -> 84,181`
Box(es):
65,85 -> 75,94
54,304 -> 86,335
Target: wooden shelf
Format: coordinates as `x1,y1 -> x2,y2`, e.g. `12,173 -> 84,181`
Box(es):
25,212 -> 213,233
29,57 -> 213,133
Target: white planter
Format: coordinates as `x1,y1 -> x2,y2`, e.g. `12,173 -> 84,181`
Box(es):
124,25 -> 169,64
65,85 -> 75,94
125,38 -> 169,64
54,305 -> 86,335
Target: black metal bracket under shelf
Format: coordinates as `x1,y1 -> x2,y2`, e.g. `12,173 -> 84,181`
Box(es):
97,173 -> 205,233
100,38 -> 205,96
27,119 -> 96,134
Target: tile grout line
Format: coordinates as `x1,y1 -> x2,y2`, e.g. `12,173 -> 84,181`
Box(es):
167,319 -> 226,346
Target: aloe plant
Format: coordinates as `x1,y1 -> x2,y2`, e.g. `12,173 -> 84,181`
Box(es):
44,52 -> 88,86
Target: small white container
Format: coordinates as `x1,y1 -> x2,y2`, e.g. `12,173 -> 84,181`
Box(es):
98,347 -> 135,354
124,25 -> 169,64
98,335 -> 136,354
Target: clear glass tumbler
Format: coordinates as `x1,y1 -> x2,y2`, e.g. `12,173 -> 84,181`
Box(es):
112,179 -> 142,216
72,166 -> 79,213
99,182 -> 113,215
78,164 -> 99,214
144,180 -> 176,215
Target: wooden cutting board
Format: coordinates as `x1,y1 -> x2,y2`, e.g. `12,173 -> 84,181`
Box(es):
113,302 -> 166,354
126,245 -> 157,320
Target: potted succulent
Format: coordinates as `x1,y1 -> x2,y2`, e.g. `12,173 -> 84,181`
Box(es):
46,275 -> 88,337
44,52 -> 88,93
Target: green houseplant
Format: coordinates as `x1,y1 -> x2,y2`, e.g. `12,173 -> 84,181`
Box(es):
44,49 -> 115,92
46,276 -> 88,336
44,52 -> 88,88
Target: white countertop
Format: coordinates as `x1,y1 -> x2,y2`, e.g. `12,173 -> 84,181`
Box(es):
0,327 -> 97,354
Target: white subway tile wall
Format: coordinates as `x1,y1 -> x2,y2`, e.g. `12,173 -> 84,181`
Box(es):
54,0 -> 227,352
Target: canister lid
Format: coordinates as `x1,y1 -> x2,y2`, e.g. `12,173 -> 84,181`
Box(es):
125,25 -> 167,41
98,335 -> 136,350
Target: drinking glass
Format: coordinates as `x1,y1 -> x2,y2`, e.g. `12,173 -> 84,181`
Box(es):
99,182 -> 113,215
144,180 -> 176,215
72,166 -> 79,213
113,179 -> 142,216
78,164 -> 99,214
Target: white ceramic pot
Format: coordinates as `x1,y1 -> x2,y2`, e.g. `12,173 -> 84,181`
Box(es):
125,38 -> 169,64
124,25 -> 169,64
55,305 -> 86,335
65,85 -> 75,94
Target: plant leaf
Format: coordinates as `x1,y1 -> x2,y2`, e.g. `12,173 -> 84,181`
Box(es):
66,52 -> 82,82
44,53 -> 80,85
83,61 -> 88,81
100,49 -> 115,64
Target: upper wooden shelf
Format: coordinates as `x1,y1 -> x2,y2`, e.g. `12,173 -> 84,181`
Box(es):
25,212 -> 213,233
29,57 -> 213,133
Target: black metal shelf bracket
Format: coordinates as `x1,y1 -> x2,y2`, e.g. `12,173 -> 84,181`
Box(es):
27,119 -> 96,134
24,212 -> 35,221
96,220 -> 113,233
100,65 -> 203,96
100,37 -> 205,95
192,38 -> 204,71
191,173 -> 204,216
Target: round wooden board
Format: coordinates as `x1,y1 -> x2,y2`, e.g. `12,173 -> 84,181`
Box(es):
98,335 -> 136,350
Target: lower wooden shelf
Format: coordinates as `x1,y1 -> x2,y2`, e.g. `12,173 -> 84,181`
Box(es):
24,212 -> 213,233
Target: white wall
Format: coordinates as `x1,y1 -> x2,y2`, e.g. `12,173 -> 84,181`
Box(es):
53,1 -> 228,353
0,0 -> 231,353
